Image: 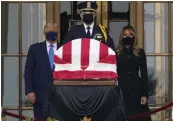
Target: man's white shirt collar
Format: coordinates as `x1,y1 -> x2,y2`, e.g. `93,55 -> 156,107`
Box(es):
83,22 -> 94,35
46,41 -> 57,54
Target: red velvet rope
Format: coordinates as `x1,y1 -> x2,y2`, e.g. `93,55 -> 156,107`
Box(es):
2,111 -> 42,121
127,102 -> 173,120
2,102 -> 173,121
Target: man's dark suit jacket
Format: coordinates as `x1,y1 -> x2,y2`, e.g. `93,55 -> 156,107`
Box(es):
24,41 -> 60,102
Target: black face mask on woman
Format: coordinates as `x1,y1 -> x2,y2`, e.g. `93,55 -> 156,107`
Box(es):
83,14 -> 94,24
122,36 -> 135,46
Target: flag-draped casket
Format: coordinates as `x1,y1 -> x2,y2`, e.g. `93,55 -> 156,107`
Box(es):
44,39 -> 126,121
53,38 -> 118,79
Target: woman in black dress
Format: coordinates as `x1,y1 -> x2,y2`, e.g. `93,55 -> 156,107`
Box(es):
116,25 -> 152,121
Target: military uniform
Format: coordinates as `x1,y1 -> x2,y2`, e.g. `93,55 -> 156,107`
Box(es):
63,1 -> 116,51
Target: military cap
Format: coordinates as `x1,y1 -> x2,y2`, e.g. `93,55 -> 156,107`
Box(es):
77,1 -> 98,11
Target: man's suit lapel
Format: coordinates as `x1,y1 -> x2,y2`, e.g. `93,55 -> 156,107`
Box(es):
42,41 -> 60,71
56,42 -> 61,50
42,41 -> 52,71
81,24 -> 88,37
92,24 -> 99,38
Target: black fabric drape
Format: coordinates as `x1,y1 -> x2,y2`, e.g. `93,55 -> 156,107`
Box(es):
43,85 -> 126,121
60,11 -> 69,43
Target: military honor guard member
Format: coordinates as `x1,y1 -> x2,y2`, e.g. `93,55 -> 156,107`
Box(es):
63,1 -> 116,51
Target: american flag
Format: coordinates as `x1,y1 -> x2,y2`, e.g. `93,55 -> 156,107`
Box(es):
53,38 -> 118,80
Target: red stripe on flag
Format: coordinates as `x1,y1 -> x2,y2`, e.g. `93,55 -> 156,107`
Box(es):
98,55 -> 117,64
62,41 -> 72,63
81,38 -> 90,70
53,70 -> 118,80
54,55 -> 67,64
99,42 -> 108,61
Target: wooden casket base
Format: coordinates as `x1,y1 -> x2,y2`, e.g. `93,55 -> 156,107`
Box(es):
53,79 -> 117,86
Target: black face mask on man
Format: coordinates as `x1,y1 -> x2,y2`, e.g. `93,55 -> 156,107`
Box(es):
122,36 -> 135,46
45,31 -> 58,41
83,14 -> 94,24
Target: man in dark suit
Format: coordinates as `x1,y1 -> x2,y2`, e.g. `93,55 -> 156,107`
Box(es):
24,23 -> 60,120
63,1 -> 116,51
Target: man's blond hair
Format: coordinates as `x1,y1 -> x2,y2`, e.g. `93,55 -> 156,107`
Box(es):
44,23 -> 58,34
